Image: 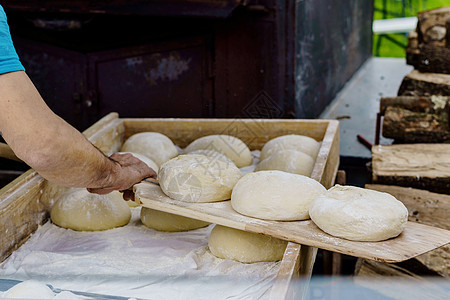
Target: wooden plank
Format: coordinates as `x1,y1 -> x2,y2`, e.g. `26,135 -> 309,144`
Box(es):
366,184 -> 450,276
0,170 -> 45,262
135,182 -> 450,263
372,144 -> 450,194
269,243 -> 302,300
122,118 -> 331,150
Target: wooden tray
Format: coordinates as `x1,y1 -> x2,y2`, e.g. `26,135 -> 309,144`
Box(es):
0,113 -> 341,300
135,182 -> 450,263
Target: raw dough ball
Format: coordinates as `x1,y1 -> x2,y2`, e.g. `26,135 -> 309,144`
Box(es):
158,154 -> 242,202
189,149 -> 235,165
260,134 -> 320,161
3,280 -> 55,299
255,149 -> 315,177
185,135 -> 252,167
117,151 -> 159,174
50,189 -> 131,231
141,207 -> 210,232
309,185 -> 408,241
208,225 -> 287,263
231,170 -> 326,221
120,132 -> 178,166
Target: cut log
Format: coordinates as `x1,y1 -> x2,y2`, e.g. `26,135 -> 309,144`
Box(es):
371,144 -> 450,194
382,107 -> 449,143
398,70 -> 450,96
366,184 -> 450,277
416,44 -> 450,74
406,31 -> 420,66
417,7 -> 450,47
379,95 -> 450,114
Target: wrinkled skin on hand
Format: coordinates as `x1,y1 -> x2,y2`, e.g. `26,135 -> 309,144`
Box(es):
87,152 -> 157,200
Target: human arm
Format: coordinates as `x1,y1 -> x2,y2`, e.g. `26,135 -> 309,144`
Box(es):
0,71 -> 156,192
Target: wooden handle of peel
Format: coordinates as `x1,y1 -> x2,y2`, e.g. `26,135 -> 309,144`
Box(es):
0,142 -> 22,162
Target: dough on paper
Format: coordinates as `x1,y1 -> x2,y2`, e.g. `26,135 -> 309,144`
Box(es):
50,189 -> 131,231
255,149 -> 315,177
185,135 -> 252,168
231,170 -> 326,221
158,154 -> 242,202
309,185 -> 408,241
117,152 -> 159,174
260,134 -> 320,161
3,280 -> 55,299
208,225 -> 287,263
120,132 -> 178,166
141,207 -> 210,232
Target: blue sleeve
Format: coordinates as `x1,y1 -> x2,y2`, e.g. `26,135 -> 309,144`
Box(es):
0,4 -> 25,74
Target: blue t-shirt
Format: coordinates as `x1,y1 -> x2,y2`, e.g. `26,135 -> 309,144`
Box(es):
0,4 -> 24,74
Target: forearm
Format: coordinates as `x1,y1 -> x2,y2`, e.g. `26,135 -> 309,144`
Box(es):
0,71 -> 119,188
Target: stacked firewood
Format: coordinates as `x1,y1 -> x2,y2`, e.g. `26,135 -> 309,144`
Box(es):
357,7 -> 450,288
382,6 -> 450,144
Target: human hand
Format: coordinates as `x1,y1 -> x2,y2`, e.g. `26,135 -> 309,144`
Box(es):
87,152 -> 157,199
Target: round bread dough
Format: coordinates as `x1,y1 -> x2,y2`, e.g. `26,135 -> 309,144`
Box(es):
231,170 -> 326,221
117,152 -> 159,174
255,149 -> 315,177
50,189 -> 131,231
158,154 -> 242,202
208,225 -> 287,263
185,135 -> 252,168
141,207 -> 210,232
188,149 -> 235,165
260,134 -> 320,161
309,185 -> 408,241
3,280 -> 55,299
120,132 -> 178,166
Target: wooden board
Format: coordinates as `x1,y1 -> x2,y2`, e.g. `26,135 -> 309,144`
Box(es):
366,184 -> 450,277
372,144 -> 450,194
135,182 -> 450,263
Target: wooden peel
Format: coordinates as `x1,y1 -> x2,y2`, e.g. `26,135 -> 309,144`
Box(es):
134,181 -> 450,263
0,142 -> 22,162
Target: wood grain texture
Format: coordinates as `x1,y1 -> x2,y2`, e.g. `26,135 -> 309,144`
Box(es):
372,144 -> 450,194
135,182 -> 450,263
366,184 -> 450,276
0,170 -> 45,262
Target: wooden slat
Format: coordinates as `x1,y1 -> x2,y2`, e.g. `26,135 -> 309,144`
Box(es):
0,170 -> 45,262
122,118 -> 331,149
135,182 -> 450,263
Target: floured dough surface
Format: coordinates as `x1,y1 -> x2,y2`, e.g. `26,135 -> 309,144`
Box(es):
141,207 -> 210,232
231,170 -> 326,221
208,225 -> 287,263
120,132 -> 178,166
255,149 -> 315,176
2,280 -> 55,299
260,134 -> 320,161
158,154 -> 242,202
309,185 -> 408,241
185,135 -> 252,167
50,189 -> 131,231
